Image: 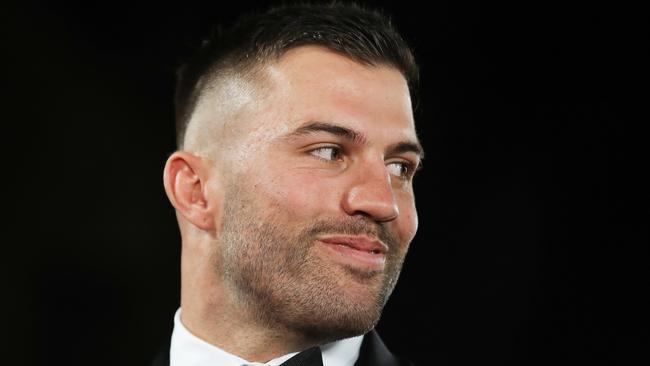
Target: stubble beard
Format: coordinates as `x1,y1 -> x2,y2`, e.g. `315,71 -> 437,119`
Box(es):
217,183 -> 408,344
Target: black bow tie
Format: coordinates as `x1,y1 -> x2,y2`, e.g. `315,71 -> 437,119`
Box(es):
280,347 -> 323,366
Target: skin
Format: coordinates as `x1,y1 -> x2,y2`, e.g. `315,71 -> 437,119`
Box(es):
163,45 -> 422,362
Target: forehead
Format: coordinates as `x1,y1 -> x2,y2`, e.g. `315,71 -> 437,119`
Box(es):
238,46 -> 417,145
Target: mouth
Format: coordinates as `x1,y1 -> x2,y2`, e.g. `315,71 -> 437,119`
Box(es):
316,235 -> 388,269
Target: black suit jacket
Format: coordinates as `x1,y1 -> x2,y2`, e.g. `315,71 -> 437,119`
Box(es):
150,329 -> 413,366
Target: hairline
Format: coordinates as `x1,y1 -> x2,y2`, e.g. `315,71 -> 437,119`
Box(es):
181,44 -> 410,151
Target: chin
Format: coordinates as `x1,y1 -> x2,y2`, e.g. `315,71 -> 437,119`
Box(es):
289,268 -> 398,342
292,303 -> 383,343
282,281 -> 390,343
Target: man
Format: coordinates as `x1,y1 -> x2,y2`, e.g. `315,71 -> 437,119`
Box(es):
154,2 -> 423,365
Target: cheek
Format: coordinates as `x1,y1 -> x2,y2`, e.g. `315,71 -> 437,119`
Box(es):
402,208 -> 419,242
249,167 -> 341,217
396,194 -> 419,244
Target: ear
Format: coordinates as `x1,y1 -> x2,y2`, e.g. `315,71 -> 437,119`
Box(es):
163,151 -> 219,231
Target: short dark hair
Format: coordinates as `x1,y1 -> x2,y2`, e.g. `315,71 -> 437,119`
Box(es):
174,2 -> 419,148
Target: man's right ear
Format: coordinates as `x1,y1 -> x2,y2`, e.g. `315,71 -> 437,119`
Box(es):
163,151 -> 218,231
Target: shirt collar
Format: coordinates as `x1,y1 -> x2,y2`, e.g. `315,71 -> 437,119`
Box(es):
170,308 -> 363,366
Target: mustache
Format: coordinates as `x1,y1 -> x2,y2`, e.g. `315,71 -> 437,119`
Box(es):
305,218 -> 399,251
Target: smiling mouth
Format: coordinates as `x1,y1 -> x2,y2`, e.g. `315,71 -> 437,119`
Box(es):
316,235 -> 388,269
328,243 -> 384,254
318,235 -> 387,253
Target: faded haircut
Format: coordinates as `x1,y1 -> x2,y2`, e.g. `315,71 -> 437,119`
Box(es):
174,2 -> 419,149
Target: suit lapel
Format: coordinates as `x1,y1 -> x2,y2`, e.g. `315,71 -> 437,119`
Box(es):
354,330 -> 413,366
150,339 -> 170,366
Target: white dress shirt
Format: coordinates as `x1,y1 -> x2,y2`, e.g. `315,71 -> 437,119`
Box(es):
170,308 -> 364,366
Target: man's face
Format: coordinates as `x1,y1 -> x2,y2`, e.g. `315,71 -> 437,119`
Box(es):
211,46 -> 421,341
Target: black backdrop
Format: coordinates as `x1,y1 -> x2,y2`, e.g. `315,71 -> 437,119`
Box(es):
3,1 -> 648,365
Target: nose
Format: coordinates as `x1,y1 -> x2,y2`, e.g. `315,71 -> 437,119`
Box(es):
341,161 -> 399,222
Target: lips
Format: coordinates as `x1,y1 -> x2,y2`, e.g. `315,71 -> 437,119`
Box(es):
318,235 -> 388,254
317,235 -> 388,269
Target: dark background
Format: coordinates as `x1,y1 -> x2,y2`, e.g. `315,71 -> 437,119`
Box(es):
3,0 -> 648,365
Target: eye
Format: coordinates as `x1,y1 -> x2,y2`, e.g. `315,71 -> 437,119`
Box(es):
309,146 -> 343,162
386,161 -> 416,180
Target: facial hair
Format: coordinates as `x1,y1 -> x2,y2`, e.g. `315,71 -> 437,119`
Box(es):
217,181 -> 409,343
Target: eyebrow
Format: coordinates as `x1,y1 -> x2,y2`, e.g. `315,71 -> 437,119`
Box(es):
287,121 -> 367,144
387,141 -> 425,162
283,121 -> 425,161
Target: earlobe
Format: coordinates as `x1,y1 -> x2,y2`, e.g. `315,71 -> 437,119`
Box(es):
163,151 -> 217,231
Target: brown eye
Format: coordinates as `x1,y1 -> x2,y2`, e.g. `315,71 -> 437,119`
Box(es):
310,146 -> 342,161
386,161 -> 414,180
